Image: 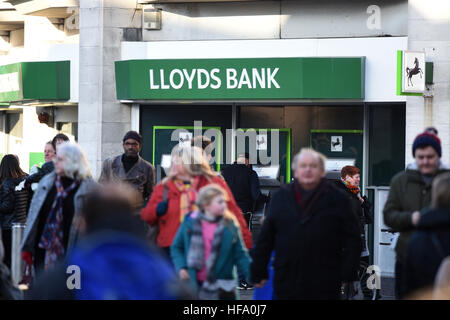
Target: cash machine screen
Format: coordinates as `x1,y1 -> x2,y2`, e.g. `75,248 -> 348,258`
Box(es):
253,165 -> 280,180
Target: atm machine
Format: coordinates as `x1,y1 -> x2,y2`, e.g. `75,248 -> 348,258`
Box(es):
250,165 -> 281,241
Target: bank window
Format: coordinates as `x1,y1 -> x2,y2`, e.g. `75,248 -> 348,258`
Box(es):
368,103 -> 406,186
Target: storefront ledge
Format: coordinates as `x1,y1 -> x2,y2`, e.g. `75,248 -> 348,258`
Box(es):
5,101 -> 76,108
119,99 -> 365,105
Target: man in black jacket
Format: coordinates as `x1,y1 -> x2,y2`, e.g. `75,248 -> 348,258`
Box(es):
221,152 -> 268,225
251,148 -> 362,300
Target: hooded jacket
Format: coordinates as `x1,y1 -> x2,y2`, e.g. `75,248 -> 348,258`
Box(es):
383,164 -> 449,262
404,208 -> 450,296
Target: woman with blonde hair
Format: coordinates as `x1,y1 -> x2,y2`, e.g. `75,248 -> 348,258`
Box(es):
141,145 -> 253,259
21,142 -> 98,274
170,184 -> 251,299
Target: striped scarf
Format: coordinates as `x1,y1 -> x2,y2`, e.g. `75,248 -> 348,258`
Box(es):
343,180 -> 360,195
187,212 -> 225,300
38,176 -> 79,271
174,178 -> 199,222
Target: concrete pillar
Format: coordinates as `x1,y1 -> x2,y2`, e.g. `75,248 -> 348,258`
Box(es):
406,0 -> 450,166
79,0 -> 139,178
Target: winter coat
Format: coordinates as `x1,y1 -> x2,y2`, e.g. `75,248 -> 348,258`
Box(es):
141,175 -> 253,249
250,179 -> 362,300
404,208 -> 450,296
222,163 -> 265,213
170,212 -> 251,295
383,166 -> 449,262
0,177 -> 28,230
21,171 -> 98,256
334,180 -> 371,253
99,154 -> 155,205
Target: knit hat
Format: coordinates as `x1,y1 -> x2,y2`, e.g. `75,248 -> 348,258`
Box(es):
123,131 -> 142,144
412,132 -> 441,158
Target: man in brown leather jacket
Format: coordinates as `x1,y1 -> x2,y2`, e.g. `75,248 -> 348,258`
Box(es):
99,131 -> 155,208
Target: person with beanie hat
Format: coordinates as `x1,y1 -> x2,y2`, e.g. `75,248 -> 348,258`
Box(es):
412,132 -> 442,158
99,131 -> 155,209
384,130 -> 449,299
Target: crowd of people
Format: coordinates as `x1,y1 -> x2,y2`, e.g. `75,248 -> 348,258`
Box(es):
0,127 -> 449,300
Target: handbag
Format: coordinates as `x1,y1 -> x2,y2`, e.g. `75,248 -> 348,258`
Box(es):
145,185 -> 168,245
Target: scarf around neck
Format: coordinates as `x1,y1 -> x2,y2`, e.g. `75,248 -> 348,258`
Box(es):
174,177 -> 200,222
187,211 -> 225,300
343,180 -> 360,195
38,175 -> 80,271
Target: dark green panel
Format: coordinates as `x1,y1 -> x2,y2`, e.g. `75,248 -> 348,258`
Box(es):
140,105 -> 233,168
21,61 -> 70,100
114,60 -> 131,99
235,128 -> 291,183
115,57 -> 365,100
153,127 -> 222,171
368,103 -> 406,186
310,130 -> 364,183
425,62 -> 434,85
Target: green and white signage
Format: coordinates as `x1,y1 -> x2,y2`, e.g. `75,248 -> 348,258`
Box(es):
0,61 -> 70,103
115,57 -> 365,100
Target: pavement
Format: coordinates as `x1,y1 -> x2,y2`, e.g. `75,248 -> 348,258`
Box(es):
238,277 -> 396,300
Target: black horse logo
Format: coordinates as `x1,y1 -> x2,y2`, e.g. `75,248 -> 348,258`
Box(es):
332,138 -> 341,148
406,57 -> 423,87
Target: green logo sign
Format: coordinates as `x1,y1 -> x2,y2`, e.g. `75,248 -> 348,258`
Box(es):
115,57 -> 365,100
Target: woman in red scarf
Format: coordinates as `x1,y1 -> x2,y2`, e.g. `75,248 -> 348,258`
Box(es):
142,146 -> 253,259
335,165 -> 379,300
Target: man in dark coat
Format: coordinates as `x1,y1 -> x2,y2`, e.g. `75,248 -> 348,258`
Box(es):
251,148 -> 362,300
383,131 -> 449,299
404,172 -> 450,297
221,152 -> 268,223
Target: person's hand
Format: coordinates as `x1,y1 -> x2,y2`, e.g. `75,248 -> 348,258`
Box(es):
253,279 -> 267,288
156,201 -> 169,217
179,269 -> 190,281
358,196 -> 364,204
412,211 -> 421,226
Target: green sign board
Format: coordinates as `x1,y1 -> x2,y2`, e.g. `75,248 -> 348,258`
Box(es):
0,61 -> 70,103
29,152 -> 45,172
115,57 -> 365,101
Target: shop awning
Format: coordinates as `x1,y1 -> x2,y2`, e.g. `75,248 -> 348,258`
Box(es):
115,57 -> 365,101
0,60 -> 70,103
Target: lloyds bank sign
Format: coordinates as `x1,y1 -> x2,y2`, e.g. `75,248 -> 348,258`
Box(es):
115,57 -> 365,101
